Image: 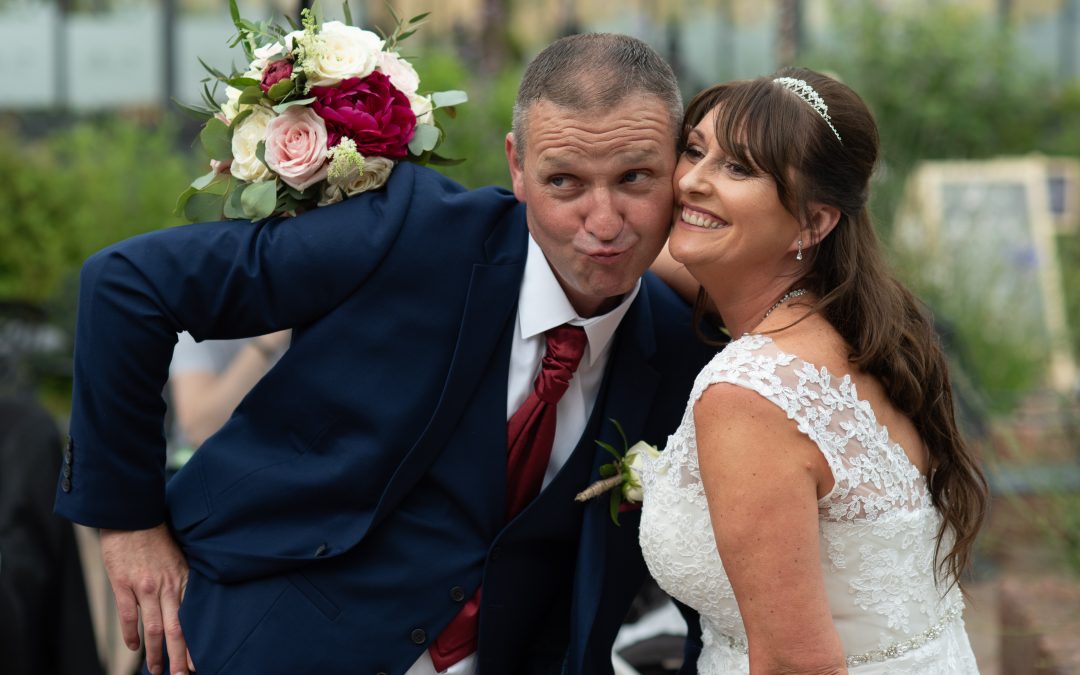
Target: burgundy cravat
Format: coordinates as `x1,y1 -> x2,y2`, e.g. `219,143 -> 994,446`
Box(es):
429,324 -> 588,671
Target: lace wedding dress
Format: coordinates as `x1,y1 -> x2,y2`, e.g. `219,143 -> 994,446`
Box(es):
639,334 -> 979,673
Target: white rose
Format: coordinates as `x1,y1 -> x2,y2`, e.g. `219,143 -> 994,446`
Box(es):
407,91 -> 434,126
319,156 -> 394,206
230,106 -> 275,183
621,441 -> 660,503
376,51 -> 420,94
250,41 -> 285,72
303,22 -> 383,88
220,86 -> 243,123
284,30 -> 305,53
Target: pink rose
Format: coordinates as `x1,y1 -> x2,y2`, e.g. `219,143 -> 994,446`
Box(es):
264,106 -> 329,191
261,59 -> 294,93
310,71 -> 416,159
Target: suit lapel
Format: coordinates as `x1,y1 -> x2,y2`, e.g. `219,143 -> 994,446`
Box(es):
370,215 -> 528,531
569,289 -> 661,666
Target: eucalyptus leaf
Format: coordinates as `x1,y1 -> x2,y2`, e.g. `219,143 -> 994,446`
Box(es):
238,85 -> 264,105
256,140 -> 266,166
185,192 -> 226,223
407,124 -> 440,155
425,153 -> 465,167
272,97 -> 316,113
432,90 -> 468,108
229,108 -> 253,130
599,463 -> 617,478
174,186 -> 198,218
241,180 -> 278,221
228,76 -> 261,89
223,184 -> 248,219
198,57 -> 228,81
200,118 -> 232,162
190,169 -> 218,191
173,98 -> 215,120
267,78 -> 296,102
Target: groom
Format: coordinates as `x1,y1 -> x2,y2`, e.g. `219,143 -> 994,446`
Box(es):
55,33 -> 709,675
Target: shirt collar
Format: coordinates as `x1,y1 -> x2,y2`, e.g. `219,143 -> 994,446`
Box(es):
518,234 -> 640,368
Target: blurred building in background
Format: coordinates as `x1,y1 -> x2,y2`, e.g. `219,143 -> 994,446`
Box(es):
1,0 -> 1079,114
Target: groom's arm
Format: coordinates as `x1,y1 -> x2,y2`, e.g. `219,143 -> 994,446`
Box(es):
54,163 -> 419,675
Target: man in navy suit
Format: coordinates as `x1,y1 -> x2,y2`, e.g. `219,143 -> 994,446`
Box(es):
55,33 -> 709,675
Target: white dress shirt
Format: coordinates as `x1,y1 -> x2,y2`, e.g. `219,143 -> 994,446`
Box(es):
405,234 -> 640,675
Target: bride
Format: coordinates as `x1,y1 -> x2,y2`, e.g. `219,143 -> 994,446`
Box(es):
640,68 -> 989,673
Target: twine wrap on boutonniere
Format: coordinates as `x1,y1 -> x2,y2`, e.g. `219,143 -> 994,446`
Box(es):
575,418 -> 660,525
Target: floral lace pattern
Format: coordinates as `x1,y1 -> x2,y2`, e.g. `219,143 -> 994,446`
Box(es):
640,334 -> 979,673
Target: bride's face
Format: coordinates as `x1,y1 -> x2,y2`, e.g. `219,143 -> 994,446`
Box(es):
668,108 -> 802,283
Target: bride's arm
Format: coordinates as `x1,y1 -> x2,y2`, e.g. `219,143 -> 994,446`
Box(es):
694,383 -> 847,675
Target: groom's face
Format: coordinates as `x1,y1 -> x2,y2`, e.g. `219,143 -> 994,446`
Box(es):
506,96 -> 676,318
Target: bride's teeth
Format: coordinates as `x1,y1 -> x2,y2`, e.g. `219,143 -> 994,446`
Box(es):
682,207 -> 722,229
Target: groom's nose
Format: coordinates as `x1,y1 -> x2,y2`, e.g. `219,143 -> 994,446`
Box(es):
582,188 -> 623,242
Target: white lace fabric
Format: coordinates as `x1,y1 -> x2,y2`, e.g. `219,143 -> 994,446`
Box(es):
640,334 -> 979,673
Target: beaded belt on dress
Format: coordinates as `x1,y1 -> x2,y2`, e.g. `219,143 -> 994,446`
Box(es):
714,604 -> 963,666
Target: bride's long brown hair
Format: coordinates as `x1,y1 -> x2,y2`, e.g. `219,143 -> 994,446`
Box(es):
686,68 -> 988,590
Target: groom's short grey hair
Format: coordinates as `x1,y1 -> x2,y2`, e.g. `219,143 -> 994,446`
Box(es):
511,33 -> 683,163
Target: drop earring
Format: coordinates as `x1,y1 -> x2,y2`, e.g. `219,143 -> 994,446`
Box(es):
796,239 -> 804,261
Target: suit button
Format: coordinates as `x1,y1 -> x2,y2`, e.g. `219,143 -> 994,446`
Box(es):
450,586 -> 465,602
64,450 -> 72,464
61,477 -> 72,492
410,628 -> 426,644
314,543 -> 329,557
377,672 -> 388,675
62,464 -> 72,478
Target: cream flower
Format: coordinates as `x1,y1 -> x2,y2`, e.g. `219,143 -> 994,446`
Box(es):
229,106 -> 275,182
621,441 -> 661,503
407,91 -> 434,126
302,21 -> 383,88
376,51 -> 420,94
319,156 -> 394,206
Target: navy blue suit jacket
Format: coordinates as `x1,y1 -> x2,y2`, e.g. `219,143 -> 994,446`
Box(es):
55,163 -> 710,674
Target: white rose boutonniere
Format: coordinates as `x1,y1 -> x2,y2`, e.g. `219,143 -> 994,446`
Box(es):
575,419 -> 660,525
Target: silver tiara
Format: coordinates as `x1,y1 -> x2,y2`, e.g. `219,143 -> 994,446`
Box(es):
772,76 -> 842,144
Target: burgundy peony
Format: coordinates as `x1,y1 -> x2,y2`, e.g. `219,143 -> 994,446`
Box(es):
310,71 -> 417,159
260,59 -> 294,93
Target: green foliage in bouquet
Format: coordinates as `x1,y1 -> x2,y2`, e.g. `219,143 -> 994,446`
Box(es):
175,0 -> 468,223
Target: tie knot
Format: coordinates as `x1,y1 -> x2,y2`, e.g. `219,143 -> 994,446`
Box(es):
534,324 -> 588,404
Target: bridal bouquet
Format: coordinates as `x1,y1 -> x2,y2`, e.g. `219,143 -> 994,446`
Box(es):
176,0 -> 467,222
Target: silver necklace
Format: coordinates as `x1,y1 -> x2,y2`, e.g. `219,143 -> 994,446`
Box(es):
761,288 -> 808,322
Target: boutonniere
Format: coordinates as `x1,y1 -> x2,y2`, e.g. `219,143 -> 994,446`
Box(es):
574,418 -> 660,525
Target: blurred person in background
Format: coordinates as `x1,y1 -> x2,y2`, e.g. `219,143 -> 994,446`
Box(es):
165,330 -> 289,475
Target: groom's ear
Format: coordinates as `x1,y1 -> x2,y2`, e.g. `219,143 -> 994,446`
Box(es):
506,132 -> 526,203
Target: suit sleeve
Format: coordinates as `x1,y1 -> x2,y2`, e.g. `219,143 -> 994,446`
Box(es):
55,164 -> 419,530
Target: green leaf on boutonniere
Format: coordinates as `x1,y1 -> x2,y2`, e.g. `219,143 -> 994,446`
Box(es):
200,117 -> 232,161
425,152 -> 466,167
599,463 -> 617,478
595,439 -> 622,463
609,490 -> 621,525
241,180 -> 278,221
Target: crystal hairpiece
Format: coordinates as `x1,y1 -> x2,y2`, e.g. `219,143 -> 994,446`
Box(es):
772,76 -> 843,144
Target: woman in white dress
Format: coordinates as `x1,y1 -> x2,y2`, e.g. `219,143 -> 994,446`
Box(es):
640,68 -> 989,673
